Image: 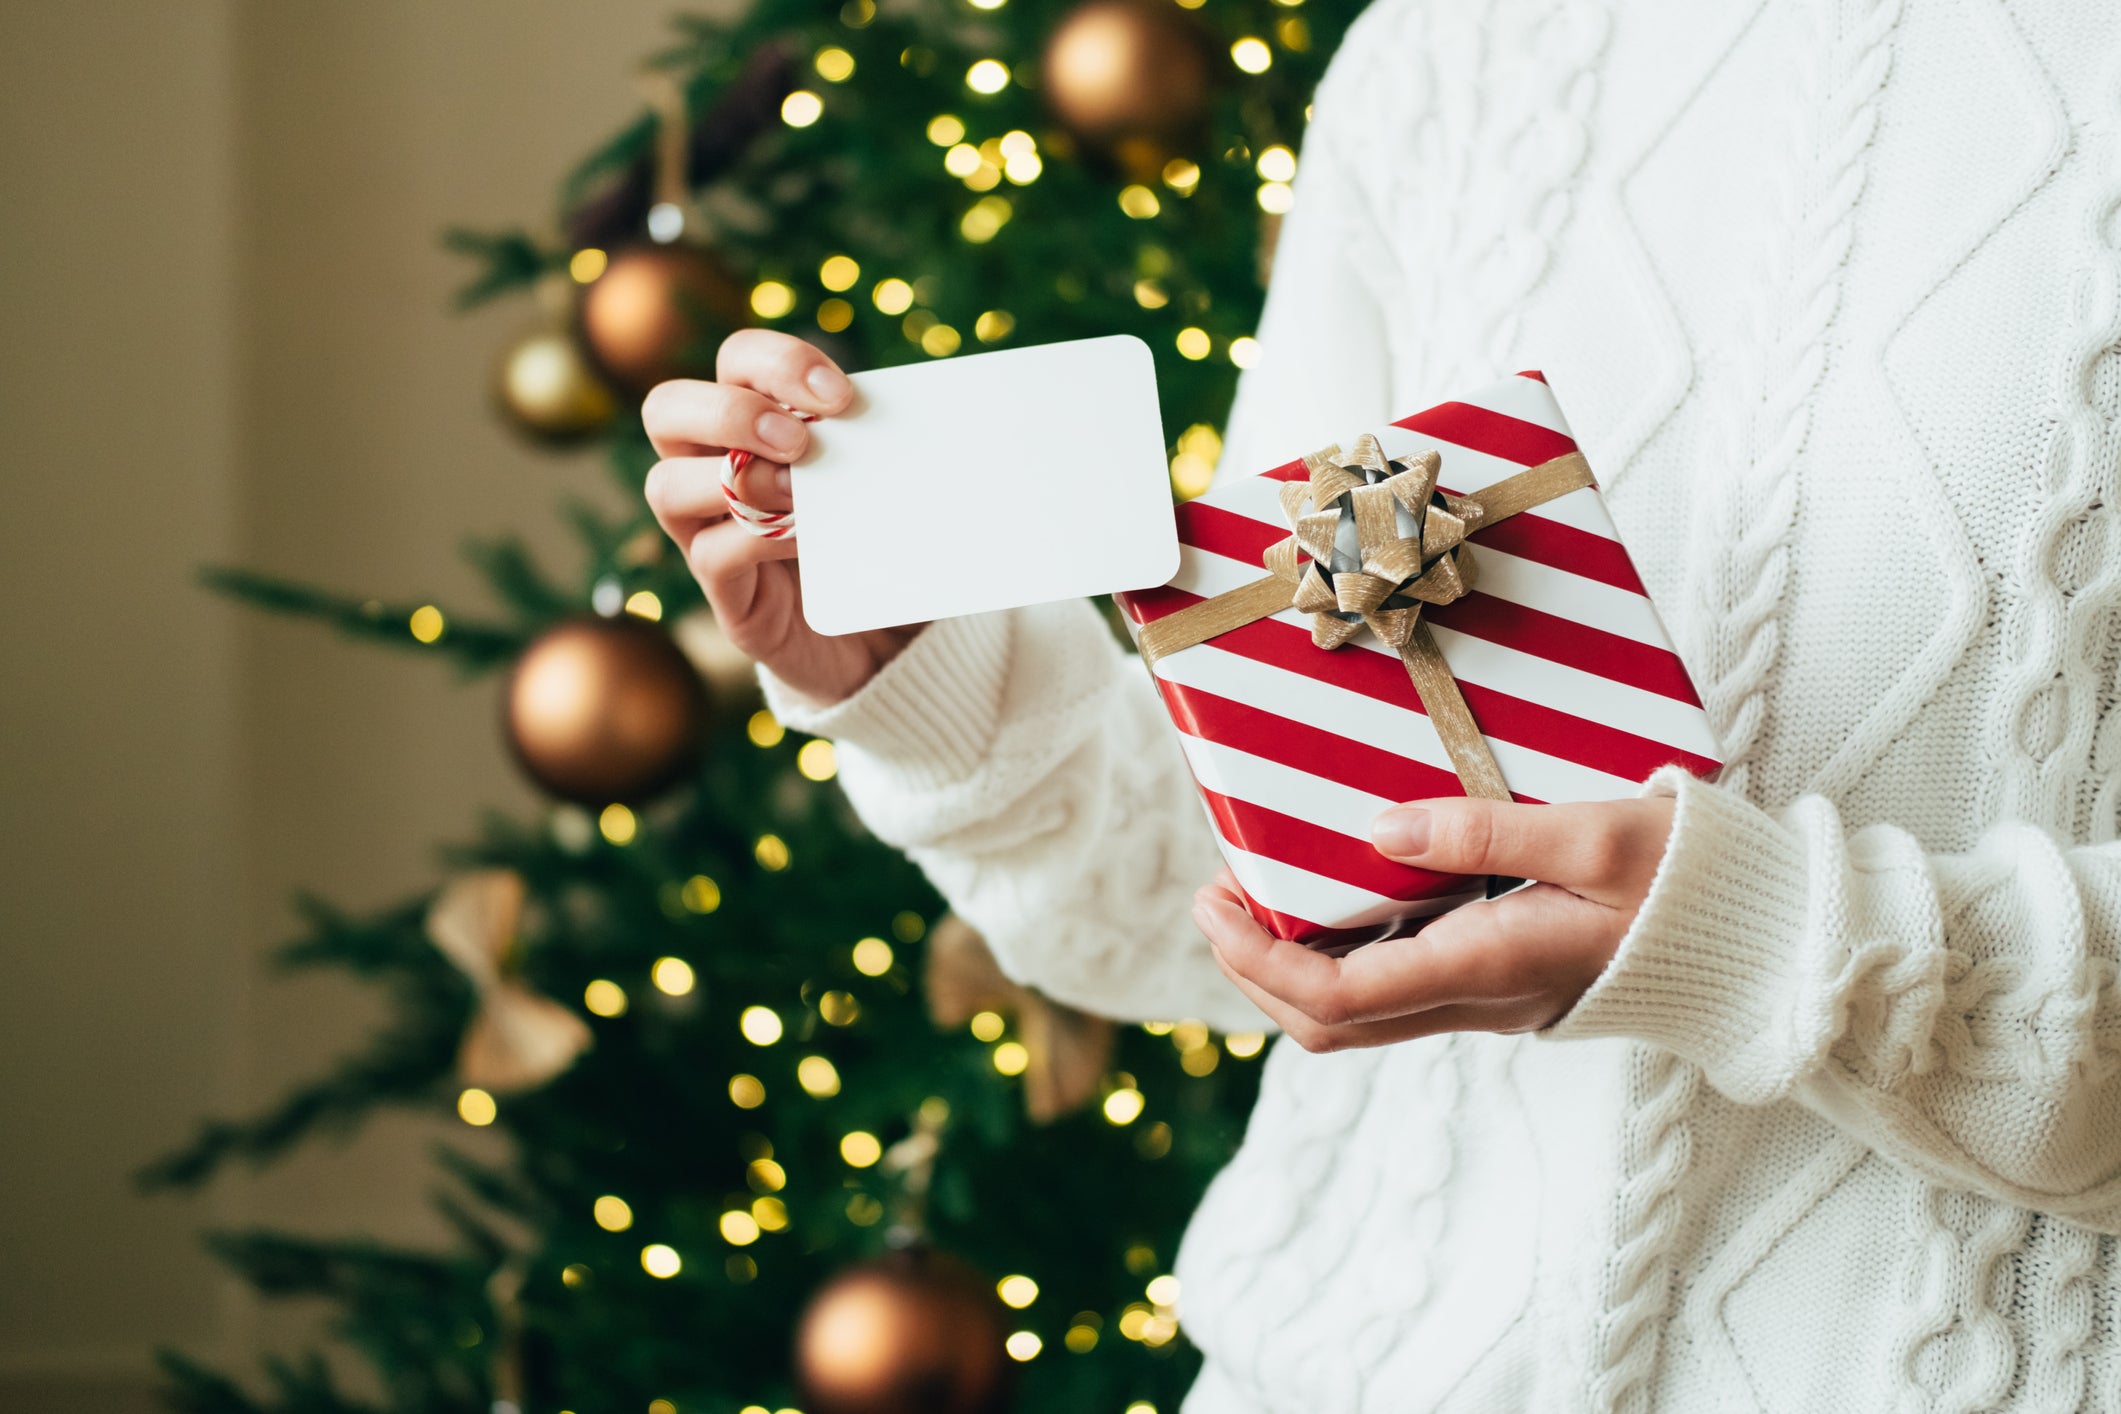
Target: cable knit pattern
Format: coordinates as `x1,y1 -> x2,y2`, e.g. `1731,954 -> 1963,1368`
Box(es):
765,1 -> 2121,1407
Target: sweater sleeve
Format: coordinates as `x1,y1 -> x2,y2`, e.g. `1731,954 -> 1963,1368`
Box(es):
1549,765 -> 2121,1233
760,107 -> 1395,1033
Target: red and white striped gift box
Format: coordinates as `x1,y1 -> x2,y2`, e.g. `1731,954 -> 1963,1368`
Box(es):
1115,372 -> 1724,951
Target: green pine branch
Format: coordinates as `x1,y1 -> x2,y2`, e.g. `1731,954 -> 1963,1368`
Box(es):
200,567 -> 527,670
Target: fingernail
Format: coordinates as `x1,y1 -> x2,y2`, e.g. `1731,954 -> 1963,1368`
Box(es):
807,365 -> 851,404
757,411 -> 804,456
1192,901 -> 1218,938
1372,805 -> 1430,856
773,464 -> 791,496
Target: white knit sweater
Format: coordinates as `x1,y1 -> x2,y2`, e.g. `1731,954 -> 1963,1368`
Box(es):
767,0 -> 2121,1406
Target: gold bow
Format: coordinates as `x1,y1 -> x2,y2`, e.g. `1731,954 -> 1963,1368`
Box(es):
426,869 -> 593,1094
1138,436 -> 1594,801
923,914 -> 1114,1124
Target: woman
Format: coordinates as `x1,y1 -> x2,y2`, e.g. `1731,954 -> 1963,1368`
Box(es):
644,0 -> 2121,1406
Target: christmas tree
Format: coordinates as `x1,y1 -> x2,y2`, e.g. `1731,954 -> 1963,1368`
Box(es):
146,1 -> 1357,1411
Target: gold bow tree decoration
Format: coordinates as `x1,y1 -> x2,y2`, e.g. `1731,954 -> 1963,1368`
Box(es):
923,914 -> 1114,1124
426,869 -> 593,1094
1139,435 -> 1595,801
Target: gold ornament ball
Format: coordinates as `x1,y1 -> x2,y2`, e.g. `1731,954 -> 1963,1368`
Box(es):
504,615 -> 708,804
794,1251 -> 1015,1414
576,243 -> 749,396
1042,0 -> 1211,147
493,326 -> 618,445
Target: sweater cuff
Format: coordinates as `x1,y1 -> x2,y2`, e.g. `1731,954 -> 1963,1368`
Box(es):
758,612 -> 1014,789
1543,767 -> 1815,1101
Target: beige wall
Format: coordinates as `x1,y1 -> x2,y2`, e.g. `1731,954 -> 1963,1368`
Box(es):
0,3 -> 683,1407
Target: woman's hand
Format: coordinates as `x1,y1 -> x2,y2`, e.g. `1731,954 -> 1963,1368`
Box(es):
1192,796 -> 1677,1051
643,330 -> 923,707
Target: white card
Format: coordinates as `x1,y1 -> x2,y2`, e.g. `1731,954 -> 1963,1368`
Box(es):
793,335 -> 1179,637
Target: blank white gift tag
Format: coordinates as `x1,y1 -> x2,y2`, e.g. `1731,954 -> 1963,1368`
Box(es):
793,335 -> 1179,636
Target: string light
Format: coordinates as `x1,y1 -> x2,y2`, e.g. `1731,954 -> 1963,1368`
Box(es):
1142,1020 -> 1175,1036
1258,181 -> 1295,214
961,195 -> 1013,243
561,1264 -> 591,1288
720,1211 -> 761,1246
872,278 -> 914,315
1231,37 -> 1273,72
1118,185 -> 1160,219
409,604 -> 445,643
740,1006 -> 783,1045
1134,279 -> 1168,309
584,979 -> 628,1017
568,248 -> 608,282
817,298 -> 854,332
781,90 -> 824,127
1180,1044 -> 1219,1076
966,59 -> 1010,93
1136,1120 -> 1173,1158
646,202 -> 684,242
818,255 -> 860,292
1146,1274 -> 1181,1306
1005,1332 -> 1043,1361
797,739 -> 838,780
1103,1085 -> 1145,1125
970,0 -> 1007,9
815,46 -> 855,81
1065,1319 -> 1100,1353
652,956 -> 695,996
1172,1021 -> 1209,1050
921,325 -> 962,357
593,1195 -> 634,1231
623,589 -> 662,620
1171,423 -> 1222,499
846,1193 -> 884,1226
1118,1304 -> 1153,1339
755,834 -> 790,870
640,1244 -> 682,1278
797,1055 -> 842,1097
752,1196 -> 789,1231
927,114 -> 965,145
894,911 -> 928,942
729,1074 -> 766,1108
851,936 -> 894,975
650,1402 -> 676,1414
1278,15 -> 1311,49
819,990 -> 861,1025
1228,336 -> 1261,369
974,309 -> 1015,343
840,1131 -> 883,1167
1256,145 -> 1297,182
970,1010 -> 1006,1042
1125,1403 -> 1159,1414
681,875 -> 721,914
944,142 -> 983,177
1162,158 -> 1200,193
457,1088 -> 497,1126
1226,1031 -> 1266,1058
842,0 -> 875,24
747,1157 -> 786,1192
993,1041 -> 1029,1076
1175,327 -> 1211,360
747,709 -> 785,747
1125,1244 -> 1159,1275
598,803 -> 636,845
997,1274 -> 1039,1308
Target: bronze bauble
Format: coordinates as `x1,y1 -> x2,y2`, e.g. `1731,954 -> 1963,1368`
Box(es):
576,243 -> 748,396
794,1250 -> 1014,1414
1041,0 -> 1211,148
493,326 -> 618,446
503,615 -> 708,804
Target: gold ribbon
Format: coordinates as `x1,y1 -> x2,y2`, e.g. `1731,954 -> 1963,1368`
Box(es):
923,914 -> 1113,1124
427,869 -> 593,1094
1139,437 -> 1595,801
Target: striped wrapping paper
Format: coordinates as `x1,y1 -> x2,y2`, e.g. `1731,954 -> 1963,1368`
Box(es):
1115,372 -> 1725,951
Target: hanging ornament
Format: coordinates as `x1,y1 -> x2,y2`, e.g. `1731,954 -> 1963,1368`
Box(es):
504,614 -> 708,803
426,870 -> 592,1093
673,607 -> 762,708
794,1249 -> 1015,1414
576,76 -> 749,396
494,323 -> 618,446
1041,0 -> 1212,151
925,914 -> 1114,1123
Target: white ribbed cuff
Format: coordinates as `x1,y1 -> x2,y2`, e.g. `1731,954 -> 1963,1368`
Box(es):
1544,767 -> 1815,1103
758,611 -> 1015,790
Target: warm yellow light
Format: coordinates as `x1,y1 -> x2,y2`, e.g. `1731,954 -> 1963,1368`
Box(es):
852,936 -> 895,976
993,1041 -> 1029,1076
797,739 -> 838,781
729,1073 -> 766,1108
1162,158 -> 1200,193
1225,1031 -> 1266,1058
872,278 -> 914,315
1103,1087 -> 1145,1125
840,1130 -> 883,1167
1066,1322 -> 1099,1353
966,59 -> 1010,93
846,1193 -> 884,1226
1143,1314 -> 1178,1346
1118,185 -> 1160,219
593,1195 -> 634,1231
843,0 -> 876,22
1124,1404 -> 1158,1414
409,604 -> 445,643
797,1055 -> 842,1097
974,309 -> 1015,343
747,1157 -> 786,1192
720,1210 -> 761,1246
640,1243 -> 682,1278
1170,422 -> 1223,500
1256,145 -> 1297,182
1175,327 -> 1211,361
921,324 -> 962,357
751,281 -> 797,319
819,990 -> 862,1026
1133,279 -> 1168,309
1231,36 -> 1273,72
997,1274 -> 1039,1308
815,46 -> 856,81
755,834 -> 791,870
927,114 -> 966,146
747,709 -> 785,747
970,1010 -> 1006,1042
648,1402 -> 675,1414
681,874 -> 721,914
598,803 -> 637,846
894,911 -> 928,942
623,589 -> 663,620
1228,336 -> 1261,369
964,162 -> 1002,192
740,1006 -> 783,1046
816,297 -> 854,333
1258,181 -> 1295,214
1181,1044 -> 1219,1076
584,979 -> 628,1017
751,1195 -> 789,1231
568,248 -> 608,283
651,956 -> 695,996
1137,1120 -> 1173,1158
1005,1331 -> 1043,1361
781,90 -> 824,127
1118,1304 -> 1152,1340
819,254 -> 861,291
998,129 -> 1036,159
457,1088 -> 497,1126
1003,151 -> 1042,184
970,0 -> 1006,10
1278,14 -> 1311,50
561,1264 -> 590,1289
944,142 -> 983,177
1142,1020 -> 1175,1036
1172,1020 -> 1209,1051
1146,1273 -> 1181,1306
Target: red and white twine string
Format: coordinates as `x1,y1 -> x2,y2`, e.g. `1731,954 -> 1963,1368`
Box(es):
721,411 -> 817,540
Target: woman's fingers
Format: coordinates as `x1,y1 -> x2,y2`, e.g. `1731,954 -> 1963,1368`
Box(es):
717,329 -> 855,416
642,378 -> 815,462
685,515 -> 802,618
644,455 -> 790,538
